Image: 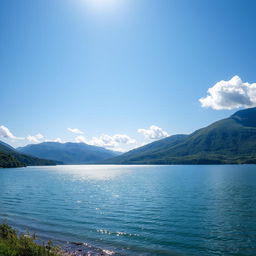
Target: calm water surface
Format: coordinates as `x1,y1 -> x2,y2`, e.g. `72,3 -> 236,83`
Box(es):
0,165 -> 256,256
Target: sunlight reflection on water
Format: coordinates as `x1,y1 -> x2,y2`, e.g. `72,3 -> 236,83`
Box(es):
56,165 -> 132,181
1,165 -> 256,256
39,165 -> 137,181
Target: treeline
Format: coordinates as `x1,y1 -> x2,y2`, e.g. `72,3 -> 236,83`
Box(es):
0,152 -> 25,168
0,223 -> 61,256
0,141 -> 59,168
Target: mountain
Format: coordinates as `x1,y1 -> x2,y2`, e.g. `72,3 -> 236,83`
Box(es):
0,141 -> 58,168
17,142 -> 121,164
105,107 -> 256,164
0,141 -> 16,150
0,152 -> 25,168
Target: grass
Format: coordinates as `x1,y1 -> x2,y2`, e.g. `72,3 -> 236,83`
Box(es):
0,223 -> 61,256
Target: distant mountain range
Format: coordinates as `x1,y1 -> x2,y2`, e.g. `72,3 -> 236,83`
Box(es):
17,142 -> 120,164
2,107 -> 256,168
0,141 -> 58,168
104,107 -> 256,164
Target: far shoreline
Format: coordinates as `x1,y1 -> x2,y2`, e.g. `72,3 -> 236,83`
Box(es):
2,162 -> 256,169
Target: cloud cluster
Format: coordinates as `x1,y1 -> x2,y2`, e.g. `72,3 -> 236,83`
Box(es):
45,138 -> 63,143
67,128 -> 84,134
0,125 -> 17,139
199,76 -> 256,110
138,125 -> 169,140
75,134 -> 137,150
26,133 -> 63,144
75,135 -> 87,143
27,133 -> 44,143
0,125 -> 64,146
1,123 -> 170,151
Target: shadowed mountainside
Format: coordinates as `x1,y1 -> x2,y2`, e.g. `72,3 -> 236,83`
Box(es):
0,141 -> 58,168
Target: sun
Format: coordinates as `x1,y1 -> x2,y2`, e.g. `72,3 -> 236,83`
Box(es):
81,0 -> 123,12
87,0 -> 118,7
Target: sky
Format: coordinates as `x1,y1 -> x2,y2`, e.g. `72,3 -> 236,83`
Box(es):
1,0 -> 256,151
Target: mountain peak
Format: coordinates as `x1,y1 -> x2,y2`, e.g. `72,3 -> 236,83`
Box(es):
105,107 -> 256,164
231,107 -> 256,127
17,141 -> 120,164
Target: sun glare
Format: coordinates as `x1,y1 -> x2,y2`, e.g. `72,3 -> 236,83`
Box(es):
80,0 -> 124,13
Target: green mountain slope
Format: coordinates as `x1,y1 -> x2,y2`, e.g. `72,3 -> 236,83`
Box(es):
0,141 -> 58,168
0,152 -> 25,168
105,108 -> 256,164
103,134 -> 188,164
17,142 -> 121,164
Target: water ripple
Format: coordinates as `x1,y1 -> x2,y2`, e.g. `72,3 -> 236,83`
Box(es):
0,165 -> 256,256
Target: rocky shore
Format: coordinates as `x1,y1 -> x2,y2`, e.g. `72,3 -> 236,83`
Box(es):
60,241 -> 117,256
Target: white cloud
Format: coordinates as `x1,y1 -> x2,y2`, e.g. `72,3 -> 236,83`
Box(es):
52,138 -> 63,143
75,134 -> 137,150
27,133 -> 44,143
45,138 -> 63,143
0,125 -> 17,139
199,76 -> 256,110
67,128 -> 84,134
138,125 -> 169,140
110,134 -> 136,144
0,125 -> 24,140
75,135 -> 87,143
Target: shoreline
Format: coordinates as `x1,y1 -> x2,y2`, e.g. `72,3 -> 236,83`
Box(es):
59,242 -> 117,256
0,223 -> 119,256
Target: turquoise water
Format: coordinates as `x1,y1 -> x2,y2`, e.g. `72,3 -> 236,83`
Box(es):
0,165 -> 256,255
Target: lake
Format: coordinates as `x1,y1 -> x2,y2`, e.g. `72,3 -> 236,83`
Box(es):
0,165 -> 255,255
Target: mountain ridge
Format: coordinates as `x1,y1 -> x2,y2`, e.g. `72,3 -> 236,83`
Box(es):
17,141 -> 121,164
104,107 -> 256,164
3,107 -> 256,166
0,141 -> 59,168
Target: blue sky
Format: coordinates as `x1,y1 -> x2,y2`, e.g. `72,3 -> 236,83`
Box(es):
1,0 -> 256,151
